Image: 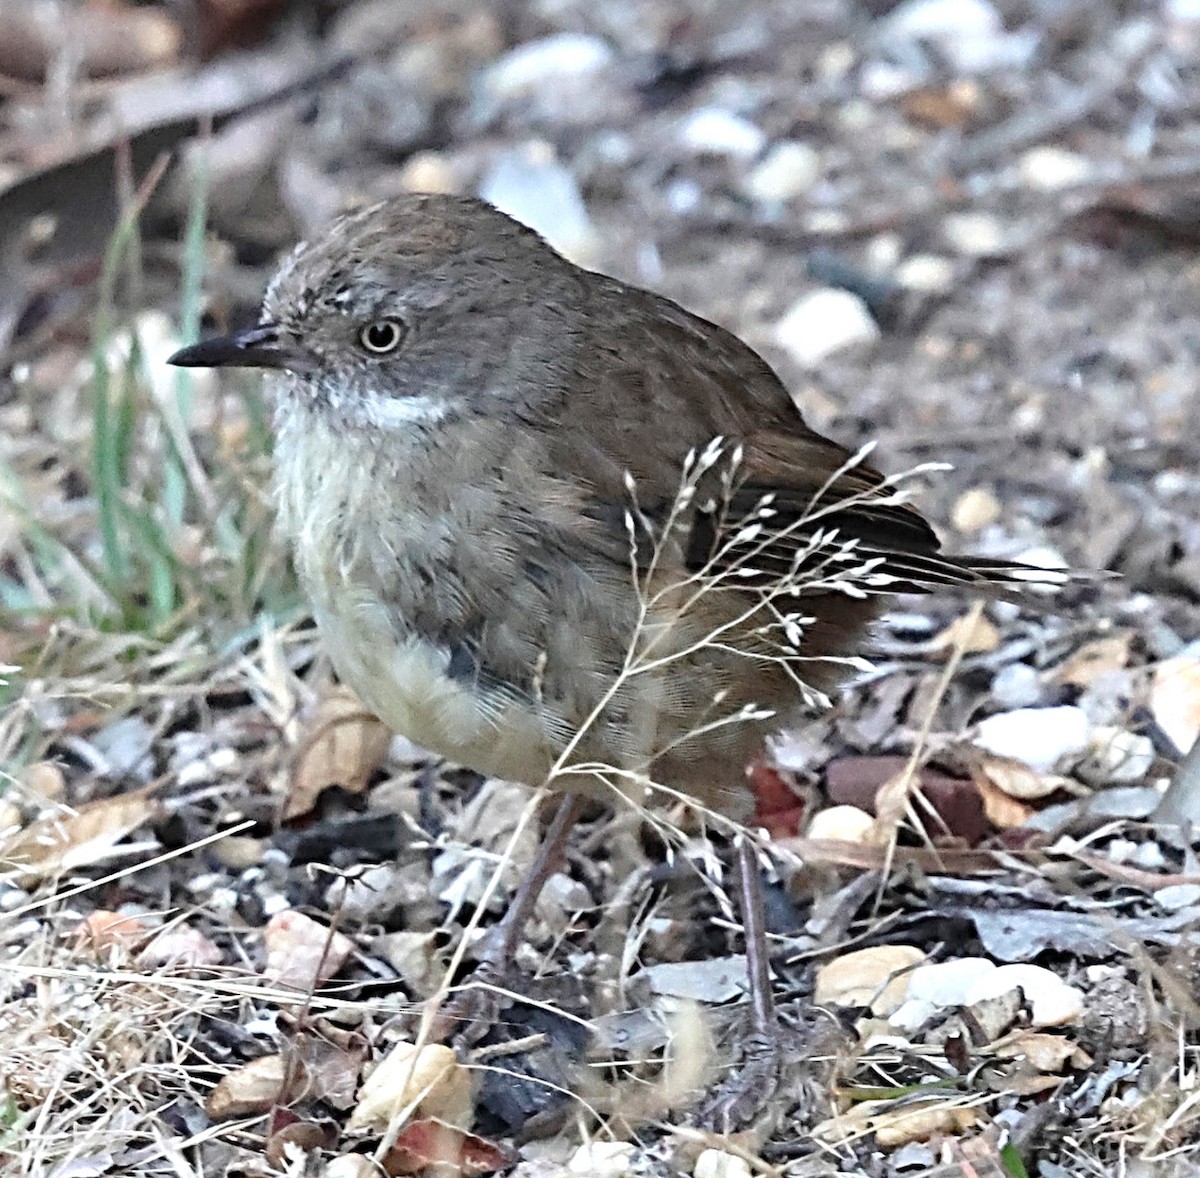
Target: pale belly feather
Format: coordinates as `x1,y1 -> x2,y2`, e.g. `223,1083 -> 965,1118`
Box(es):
309,577 -> 557,785
274,403 -> 557,786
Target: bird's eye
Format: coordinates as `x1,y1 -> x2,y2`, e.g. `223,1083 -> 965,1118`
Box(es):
359,319 -> 405,355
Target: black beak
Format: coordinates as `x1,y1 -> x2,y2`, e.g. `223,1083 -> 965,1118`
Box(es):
167,323 -> 311,372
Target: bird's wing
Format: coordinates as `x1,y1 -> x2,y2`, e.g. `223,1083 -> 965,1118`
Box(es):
555,290 -> 1063,598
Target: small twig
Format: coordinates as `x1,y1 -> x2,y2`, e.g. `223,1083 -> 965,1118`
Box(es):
470,1033 -> 549,1062
4,817 -> 254,921
874,600 -> 985,913
949,77 -> 1121,173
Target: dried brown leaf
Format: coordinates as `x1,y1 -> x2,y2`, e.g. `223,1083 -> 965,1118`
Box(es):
381,1121 -> 512,1176
0,788 -> 159,881
350,1041 -> 474,1132
206,1054 -> 287,1121
901,81 -> 983,130
287,686 -> 391,819
928,611 -> 1000,659
975,754 -> 1069,801
814,1098 -> 980,1148
194,0 -> 293,58
139,925 -> 224,969
973,773 -> 1036,829
294,1033 -> 367,1112
263,910 -> 355,992
874,1103 -> 981,1148
265,1118 -> 333,1168
75,910 -> 149,954
1049,632 -> 1133,688
991,1029 -> 1091,1073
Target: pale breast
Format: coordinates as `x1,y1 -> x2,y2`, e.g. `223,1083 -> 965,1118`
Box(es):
272,402 -> 559,785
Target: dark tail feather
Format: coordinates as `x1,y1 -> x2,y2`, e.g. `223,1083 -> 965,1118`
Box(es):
860,548 -> 1100,599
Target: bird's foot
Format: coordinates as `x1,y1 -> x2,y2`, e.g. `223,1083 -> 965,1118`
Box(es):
425,959 -> 523,1047
694,1019 -> 810,1135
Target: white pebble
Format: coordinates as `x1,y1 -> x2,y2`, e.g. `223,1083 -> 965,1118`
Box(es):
965,964 -> 1084,1027
887,997 -> 938,1033
1105,838 -> 1138,864
773,288 -> 880,368
1132,841 -> 1167,870
695,1148 -> 752,1178
990,663 -> 1043,710
569,1141 -> 635,1176
942,212 -> 1007,257
907,957 -> 997,1006
208,887 -> 240,914
185,872 -> 225,895
397,152 -> 458,195
742,141 -> 821,203
815,945 -> 925,1014
889,956 -> 998,1031
974,706 -> 1091,772
889,0 -> 1000,40
177,746 -> 238,787
1019,146 -> 1093,190
895,253 -> 956,293
0,888 -> 29,913
5,918 -> 43,943
1081,728 -> 1155,784
260,893 -> 291,917
860,60 -> 924,101
680,108 -> 766,159
866,234 -> 903,273
480,144 -> 598,264
951,486 -> 1002,532
887,0 -> 1037,73
1154,883 -> 1200,912
666,177 -> 703,214
324,1158 -> 375,1178
480,34 -> 612,101
807,805 -> 875,843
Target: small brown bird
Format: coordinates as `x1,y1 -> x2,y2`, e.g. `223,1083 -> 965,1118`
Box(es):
170,194 -> 1064,1102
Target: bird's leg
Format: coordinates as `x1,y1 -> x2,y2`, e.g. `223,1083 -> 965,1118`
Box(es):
735,833 -> 777,1037
431,793 -> 586,1043
474,792 -> 586,972
697,832 -> 797,1132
